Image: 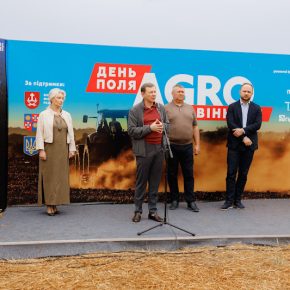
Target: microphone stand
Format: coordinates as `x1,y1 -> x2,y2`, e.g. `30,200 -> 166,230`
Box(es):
137,127 -> 195,236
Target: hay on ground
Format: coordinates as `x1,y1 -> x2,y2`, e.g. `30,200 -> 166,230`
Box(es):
0,244 -> 289,290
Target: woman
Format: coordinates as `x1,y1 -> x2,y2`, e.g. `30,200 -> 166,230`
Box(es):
36,88 -> 76,216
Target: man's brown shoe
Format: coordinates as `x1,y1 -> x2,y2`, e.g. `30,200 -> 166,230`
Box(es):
148,212 -> 163,222
132,212 -> 141,222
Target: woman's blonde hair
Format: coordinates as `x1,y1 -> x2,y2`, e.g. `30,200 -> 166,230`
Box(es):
48,88 -> 66,103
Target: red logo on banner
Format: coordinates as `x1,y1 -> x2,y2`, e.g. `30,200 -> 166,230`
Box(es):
86,63 -> 151,93
25,92 -> 40,109
193,105 -> 272,122
260,107 -> 273,122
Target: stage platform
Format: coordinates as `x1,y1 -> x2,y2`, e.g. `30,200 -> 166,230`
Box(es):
0,199 -> 289,259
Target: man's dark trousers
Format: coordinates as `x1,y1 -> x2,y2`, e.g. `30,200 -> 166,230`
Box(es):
226,148 -> 254,203
134,143 -> 163,214
167,143 -> 195,203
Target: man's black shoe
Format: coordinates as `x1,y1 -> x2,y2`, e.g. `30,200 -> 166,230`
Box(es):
132,212 -> 141,222
220,202 -> 233,210
234,201 -> 245,209
169,200 -> 179,210
187,202 -> 199,212
148,212 -> 163,222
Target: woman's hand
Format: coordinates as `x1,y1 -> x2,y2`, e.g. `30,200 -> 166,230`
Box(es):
39,150 -> 47,161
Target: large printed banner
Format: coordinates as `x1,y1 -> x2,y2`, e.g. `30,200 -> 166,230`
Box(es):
6,40 -> 290,204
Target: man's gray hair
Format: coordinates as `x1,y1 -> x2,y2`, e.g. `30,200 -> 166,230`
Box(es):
172,84 -> 184,92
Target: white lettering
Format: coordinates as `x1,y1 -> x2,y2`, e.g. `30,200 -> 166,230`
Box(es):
97,66 -> 107,78
132,73 -> 253,107
116,80 -> 126,90
212,107 -> 221,118
128,68 -> 136,78
197,76 -> 223,105
96,79 -> 105,90
273,70 -> 288,74
108,67 -> 116,77
279,115 -> 290,122
107,80 -> 117,90
128,80 -> 136,91
196,107 -> 205,118
30,81 -> 65,88
222,107 -> 227,119
118,67 -> 126,77
285,102 -> 290,111
195,106 -> 228,120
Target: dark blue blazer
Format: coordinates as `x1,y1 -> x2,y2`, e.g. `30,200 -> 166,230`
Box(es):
226,100 -> 262,151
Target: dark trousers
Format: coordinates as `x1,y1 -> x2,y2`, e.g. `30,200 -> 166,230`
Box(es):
167,143 -> 195,203
226,148 -> 254,203
134,143 -> 163,214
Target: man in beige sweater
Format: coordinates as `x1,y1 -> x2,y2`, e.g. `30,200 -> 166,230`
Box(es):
165,84 -> 200,212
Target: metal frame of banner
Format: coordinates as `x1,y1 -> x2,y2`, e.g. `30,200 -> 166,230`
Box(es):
0,39 -> 8,212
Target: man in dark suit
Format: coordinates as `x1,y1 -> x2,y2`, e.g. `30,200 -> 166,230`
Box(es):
221,83 -> 262,210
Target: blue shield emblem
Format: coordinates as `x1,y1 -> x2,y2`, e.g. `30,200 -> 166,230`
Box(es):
23,136 -> 37,156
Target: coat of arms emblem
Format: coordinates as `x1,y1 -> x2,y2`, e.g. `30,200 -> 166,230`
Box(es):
24,114 -> 39,131
24,92 -> 40,109
23,136 -> 37,156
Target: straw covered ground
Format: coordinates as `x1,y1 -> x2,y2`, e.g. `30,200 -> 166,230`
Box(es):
1,244 -> 289,290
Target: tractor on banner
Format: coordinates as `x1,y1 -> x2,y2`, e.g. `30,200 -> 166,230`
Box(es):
73,108 -> 131,184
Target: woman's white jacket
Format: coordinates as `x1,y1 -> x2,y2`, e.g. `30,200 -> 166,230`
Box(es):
36,108 -> 76,152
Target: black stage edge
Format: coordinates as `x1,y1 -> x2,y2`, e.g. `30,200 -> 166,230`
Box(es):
0,39 -> 8,212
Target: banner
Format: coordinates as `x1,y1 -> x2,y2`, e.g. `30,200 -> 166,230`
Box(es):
0,39 -> 8,210
6,40 -> 290,204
